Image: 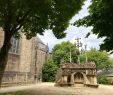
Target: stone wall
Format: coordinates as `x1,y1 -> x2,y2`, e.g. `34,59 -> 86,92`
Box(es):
19,34 -> 32,72
1,72 -> 33,87
0,29 -> 50,87
5,54 -> 20,71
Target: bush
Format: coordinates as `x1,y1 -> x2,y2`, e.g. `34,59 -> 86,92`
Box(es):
42,60 -> 58,82
97,75 -> 113,85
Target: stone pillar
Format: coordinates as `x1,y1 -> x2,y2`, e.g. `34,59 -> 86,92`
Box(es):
71,74 -> 74,83
63,76 -> 67,83
26,73 -> 28,83
15,74 -> 18,85
71,74 -> 74,86
84,75 -> 89,85
61,76 -> 63,83
93,76 -> 97,85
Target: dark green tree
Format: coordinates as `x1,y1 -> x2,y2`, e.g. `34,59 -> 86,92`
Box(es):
75,0 -> 113,52
79,48 -> 113,70
79,54 -> 86,63
0,0 -> 85,84
42,60 -> 58,82
52,41 -> 77,65
97,75 -> 113,85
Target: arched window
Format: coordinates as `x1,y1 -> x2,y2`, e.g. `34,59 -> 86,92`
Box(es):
9,37 -> 20,54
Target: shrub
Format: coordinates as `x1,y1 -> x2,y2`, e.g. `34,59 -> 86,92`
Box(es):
42,60 -> 58,82
97,75 -> 113,85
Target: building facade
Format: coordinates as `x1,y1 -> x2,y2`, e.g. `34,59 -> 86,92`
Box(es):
0,29 -> 51,87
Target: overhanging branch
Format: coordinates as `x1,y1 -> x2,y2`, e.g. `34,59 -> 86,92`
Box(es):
10,10 -> 30,35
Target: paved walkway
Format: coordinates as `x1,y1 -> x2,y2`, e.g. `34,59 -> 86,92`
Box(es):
0,83 -> 113,95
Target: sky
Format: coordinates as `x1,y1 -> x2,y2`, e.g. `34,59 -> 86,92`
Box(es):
37,0 -> 104,52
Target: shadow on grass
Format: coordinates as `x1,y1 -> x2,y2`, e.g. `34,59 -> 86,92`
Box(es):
0,90 -> 32,95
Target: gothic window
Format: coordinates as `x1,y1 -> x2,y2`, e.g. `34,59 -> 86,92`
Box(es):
9,37 -> 20,54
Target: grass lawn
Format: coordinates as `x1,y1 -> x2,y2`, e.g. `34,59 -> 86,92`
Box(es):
0,83 -> 113,95
0,90 -> 32,95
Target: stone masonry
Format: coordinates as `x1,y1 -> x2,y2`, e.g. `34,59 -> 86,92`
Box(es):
0,29 -> 51,87
55,62 -> 98,88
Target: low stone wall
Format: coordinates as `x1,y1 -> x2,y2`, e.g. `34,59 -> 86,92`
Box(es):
1,72 -> 35,87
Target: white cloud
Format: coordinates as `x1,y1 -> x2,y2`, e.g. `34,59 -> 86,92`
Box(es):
37,30 -> 68,51
70,0 -> 91,23
37,0 -> 104,52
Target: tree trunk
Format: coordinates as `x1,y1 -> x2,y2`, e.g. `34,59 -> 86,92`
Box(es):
0,31 -> 11,87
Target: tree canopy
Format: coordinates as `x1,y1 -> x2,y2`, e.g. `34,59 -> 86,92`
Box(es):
42,60 -> 58,82
52,41 -> 78,65
79,48 -> 113,70
0,0 -> 85,39
74,0 -> 113,52
0,0 -> 85,85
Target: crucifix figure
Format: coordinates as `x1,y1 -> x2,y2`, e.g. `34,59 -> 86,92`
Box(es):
75,38 -> 82,64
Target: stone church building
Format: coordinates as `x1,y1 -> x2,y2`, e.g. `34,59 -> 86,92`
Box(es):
0,28 -> 51,87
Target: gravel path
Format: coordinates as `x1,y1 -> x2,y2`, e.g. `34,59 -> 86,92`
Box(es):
0,83 -> 113,95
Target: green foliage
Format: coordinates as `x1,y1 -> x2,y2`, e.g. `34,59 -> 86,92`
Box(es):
79,48 -> 113,70
42,60 -> 58,82
0,0 -> 85,84
52,41 -> 77,65
100,59 -> 113,71
0,0 -> 85,39
87,48 -> 109,70
75,0 -> 113,52
0,90 -> 31,95
97,75 -> 113,85
79,54 -> 86,63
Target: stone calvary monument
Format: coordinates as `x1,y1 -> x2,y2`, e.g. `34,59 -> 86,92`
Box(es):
55,61 -> 98,88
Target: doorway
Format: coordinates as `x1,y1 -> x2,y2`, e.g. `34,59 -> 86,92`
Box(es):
74,72 -> 84,87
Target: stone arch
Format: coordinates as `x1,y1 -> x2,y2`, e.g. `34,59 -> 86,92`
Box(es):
71,72 -> 87,87
67,75 -> 71,83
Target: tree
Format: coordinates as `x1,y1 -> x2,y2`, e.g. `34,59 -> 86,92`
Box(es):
79,54 -> 86,63
0,0 -> 85,84
97,75 -> 113,85
79,48 -> 113,70
52,41 -> 77,65
42,60 -> 58,82
74,0 -> 113,52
